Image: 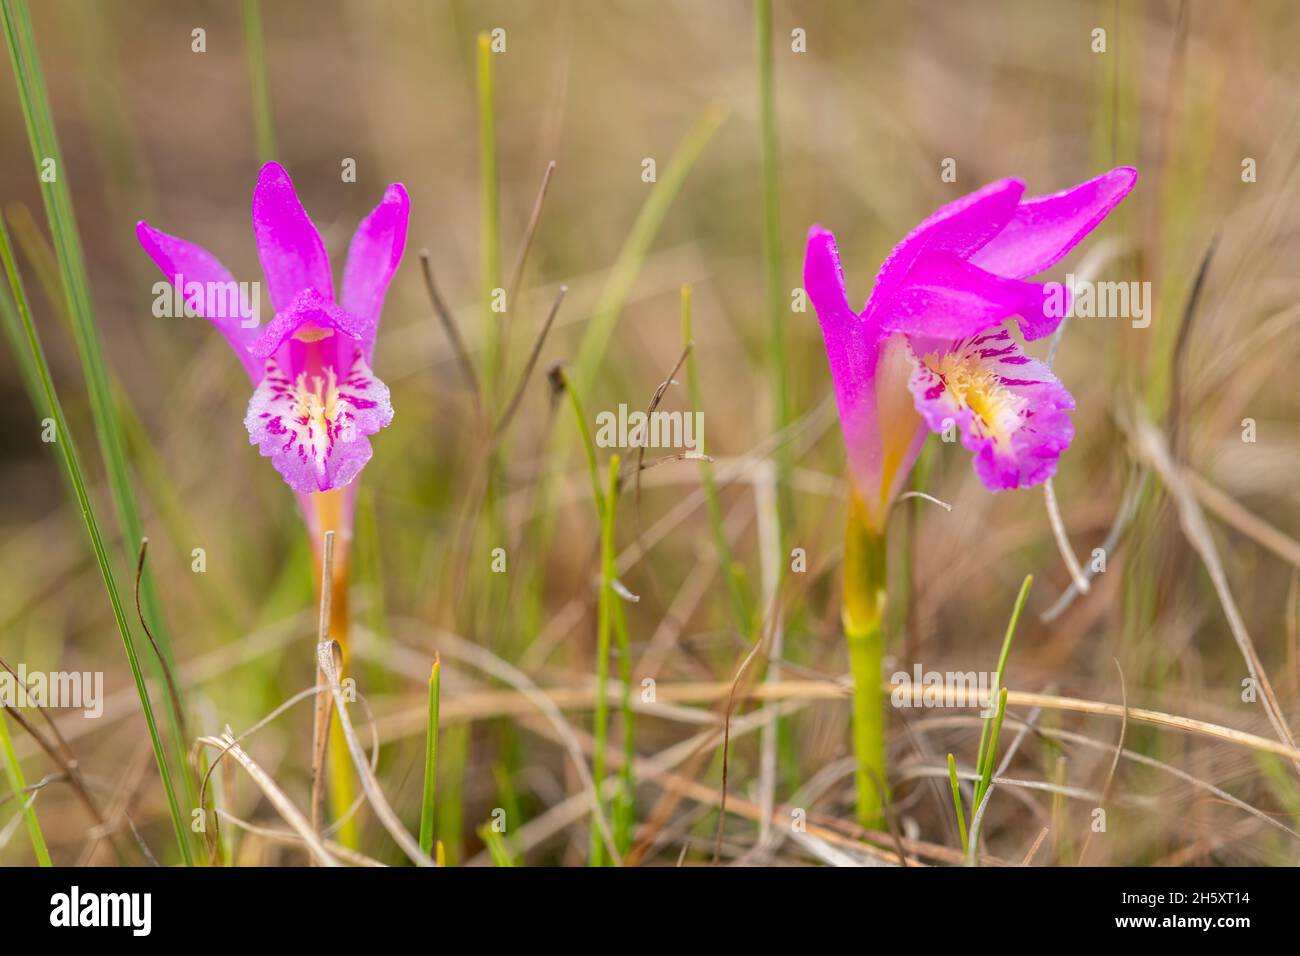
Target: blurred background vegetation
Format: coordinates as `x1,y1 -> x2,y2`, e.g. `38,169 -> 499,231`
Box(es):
1,0 -> 1299,866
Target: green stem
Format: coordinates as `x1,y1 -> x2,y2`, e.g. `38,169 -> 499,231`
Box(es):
611,574 -> 635,857
946,752 -> 968,856
419,656 -> 441,858
842,496 -> 889,828
589,453 -> 620,866
477,31 -> 501,409
242,0 -> 277,163
0,709 -> 51,865
755,0 -> 791,543
0,215 -> 192,865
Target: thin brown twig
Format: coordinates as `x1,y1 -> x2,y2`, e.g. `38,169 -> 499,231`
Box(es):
316,639 -> 434,866
1129,415 -> 1299,772
0,653 -> 76,763
493,284 -> 567,437
711,614 -> 770,864
1167,232 -> 1219,462
196,730 -> 339,867
504,160 -> 557,316
634,344 -> 691,536
134,539 -> 188,746
419,249 -> 482,419
1020,827 -> 1051,866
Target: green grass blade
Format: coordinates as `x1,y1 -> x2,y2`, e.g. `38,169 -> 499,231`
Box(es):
419,656 -> 441,857
478,30 -> 501,409
755,0 -> 791,547
478,822 -> 516,867
0,279 -> 45,417
973,686 -> 1009,818
0,709 -> 51,865
242,0 -> 277,163
1,0 -> 198,858
975,574 -> 1031,779
946,752 -> 968,856
589,453 -> 620,866
0,216 -> 193,865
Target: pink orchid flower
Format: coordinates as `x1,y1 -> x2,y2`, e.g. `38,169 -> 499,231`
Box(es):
805,167 -> 1136,531
137,163 -> 408,505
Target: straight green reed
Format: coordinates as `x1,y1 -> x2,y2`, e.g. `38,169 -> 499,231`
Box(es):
754,0 -> 792,553
0,217 -> 193,865
0,706 -> 50,866
478,31 -> 502,409
591,454 -> 621,865
419,656 -> 441,858
682,285 -> 752,635
242,0 -> 278,164
552,367 -> 628,864
609,509 -> 635,857
1,0 -> 196,863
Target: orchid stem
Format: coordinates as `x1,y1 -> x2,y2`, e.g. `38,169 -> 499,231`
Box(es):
842,496 -> 889,828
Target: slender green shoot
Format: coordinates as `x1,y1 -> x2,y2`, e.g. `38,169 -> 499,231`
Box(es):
419,655 -> 441,858
478,31 -> 501,407
974,575 -> 1032,784
555,366 -> 604,508
589,454 -> 621,865
755,0 -> 791,544
973,686 -> 1009,815
436,725 -> 468,866
0,710 -> 51,866
242,0 -> 277,163
946,752 -> 968,856
0,217 -> 192,865
478,822 -> 516,867
609,517 -> 634,856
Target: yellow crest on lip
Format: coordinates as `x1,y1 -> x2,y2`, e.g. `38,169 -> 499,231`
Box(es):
921,347 -> 1026,446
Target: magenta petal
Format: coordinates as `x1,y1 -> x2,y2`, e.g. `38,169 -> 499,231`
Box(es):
249,288 -> 367,361
804,227 -> 879,482
135,221 -> 262,380
969,167 -> 1138,280
877,251 -> 1055,341
341,183 -> 410,362
804,228 -> 924,527
865,178 -> 1024,318
252,162 -> 334,313
905,330 -> 1074,491
805,226 -> 875,389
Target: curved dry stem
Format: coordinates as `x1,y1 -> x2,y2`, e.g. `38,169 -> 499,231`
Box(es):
316,640 -> 433,867
196,730 -> 339,867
